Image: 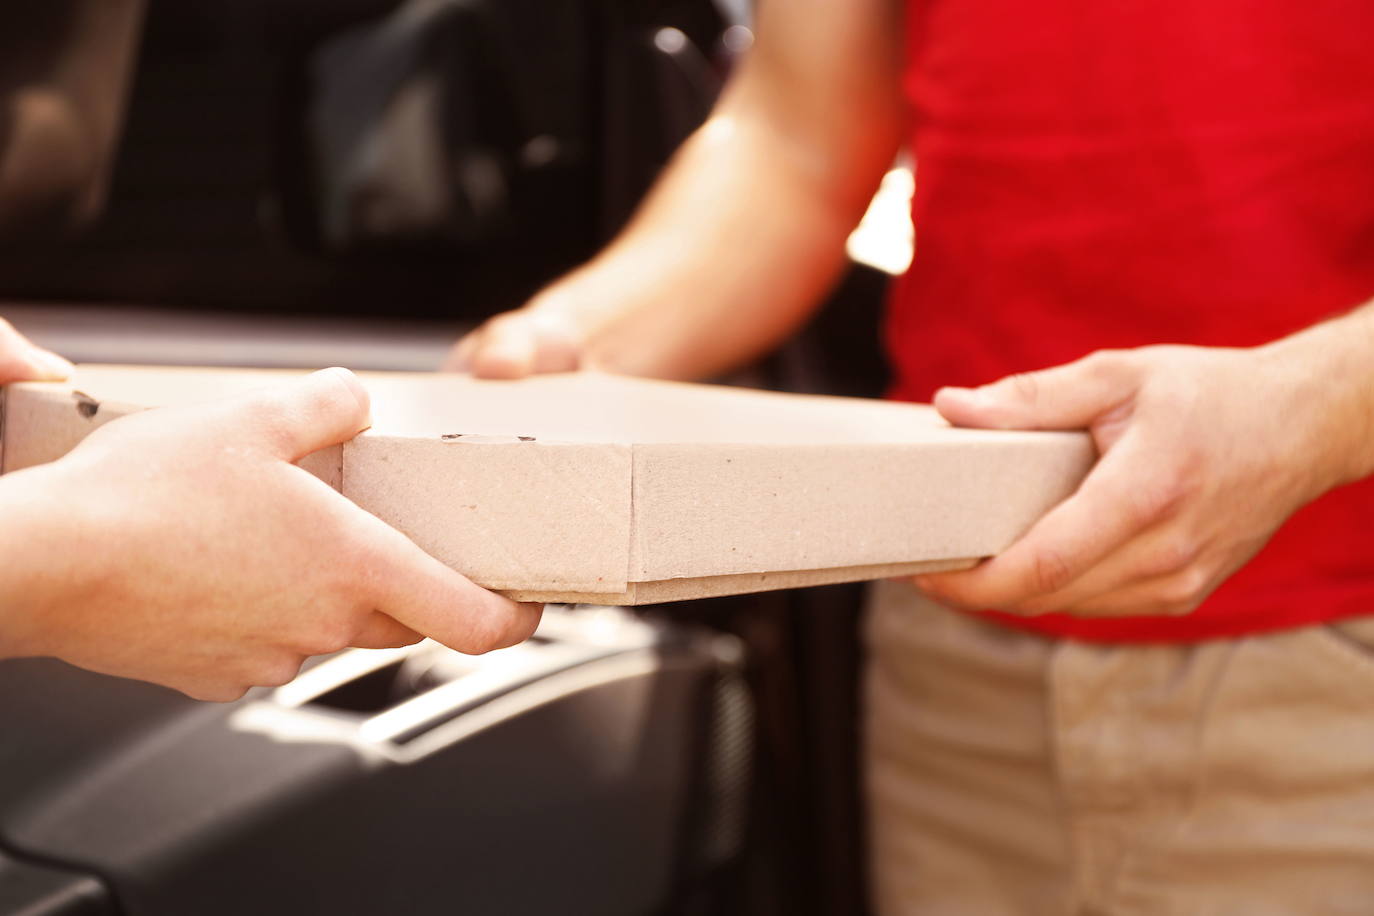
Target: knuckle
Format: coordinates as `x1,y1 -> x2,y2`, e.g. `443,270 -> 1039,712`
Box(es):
482,313 -> 528,346
1160,567 -> 1212,609
1008,596 -> 1058,617
1147,535 -> 1202,577
255,654 -> 305,689
1129,472 -> 1194,526
298,617 -> 356,656
1180,565 -> 1213,600
503,603 -> 543,646
491,311 -> 530,332
914,576 -> 968,608
1083,348 -> 1141,383
185,682 -> 249,703
1167,440 -> 1206,478
353,612 -> 422,650
1133,344 -> 1167,361
1031,548 -> 1075,595
1084,348 -> 1124,372
383,629 -> 424,650
467,615 -> 511,655
315,632 -> 354,656
433,605 -> 502,655
461,632 -> 500,656
1081,349 -> 1115,372
1134,337 -> 1173,366
1156,594 -> 1203,617
468,603 -> 541,653
1006,372 -> 1041,405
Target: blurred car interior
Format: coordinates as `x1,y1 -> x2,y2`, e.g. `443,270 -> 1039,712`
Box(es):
0,2 -> 898,914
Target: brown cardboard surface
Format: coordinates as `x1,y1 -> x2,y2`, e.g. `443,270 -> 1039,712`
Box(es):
0,365 -> 1097,604
508,558 -> 979,606
345,435 -> 631,593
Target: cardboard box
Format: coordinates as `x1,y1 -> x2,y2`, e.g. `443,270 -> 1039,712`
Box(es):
0,366 -> 1096,604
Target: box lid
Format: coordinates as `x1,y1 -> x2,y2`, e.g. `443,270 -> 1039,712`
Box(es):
1,366 -> 1096,603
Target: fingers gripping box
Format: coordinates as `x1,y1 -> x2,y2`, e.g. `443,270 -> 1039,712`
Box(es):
0,367 -> 1095,604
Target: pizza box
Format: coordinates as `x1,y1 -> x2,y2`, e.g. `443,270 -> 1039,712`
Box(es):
0,365 -> 1095,604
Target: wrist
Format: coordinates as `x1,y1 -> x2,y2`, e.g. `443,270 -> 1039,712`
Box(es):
0,459 -> 121,660
1257,305 -> 1374,490
0,466 -> 64,658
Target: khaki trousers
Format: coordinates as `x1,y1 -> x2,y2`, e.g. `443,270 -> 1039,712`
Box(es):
865,581 -> 1374,915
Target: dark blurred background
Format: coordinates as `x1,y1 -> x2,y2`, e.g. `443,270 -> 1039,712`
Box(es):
1,0 -> 733,317
0,2 -> 898,914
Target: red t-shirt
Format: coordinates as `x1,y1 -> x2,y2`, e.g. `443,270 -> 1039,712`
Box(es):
886,0 -> 1374,642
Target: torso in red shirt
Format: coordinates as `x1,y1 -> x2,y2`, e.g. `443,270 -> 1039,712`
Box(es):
886,0 -> 1374,641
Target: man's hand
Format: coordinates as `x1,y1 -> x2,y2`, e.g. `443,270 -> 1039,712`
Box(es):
446,301 -> 586,379
0,316 -> 74,383
915,336 -> 1372,618
0,368 -> 541,700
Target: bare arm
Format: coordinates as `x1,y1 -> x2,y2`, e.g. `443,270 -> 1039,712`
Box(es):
450,0 -> 905,381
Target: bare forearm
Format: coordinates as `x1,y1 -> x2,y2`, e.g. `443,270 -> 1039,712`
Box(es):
515,0 -> 904,381
533,118 -> 885,379
0,467 -> 66,658
1259,300 -> 1374,488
